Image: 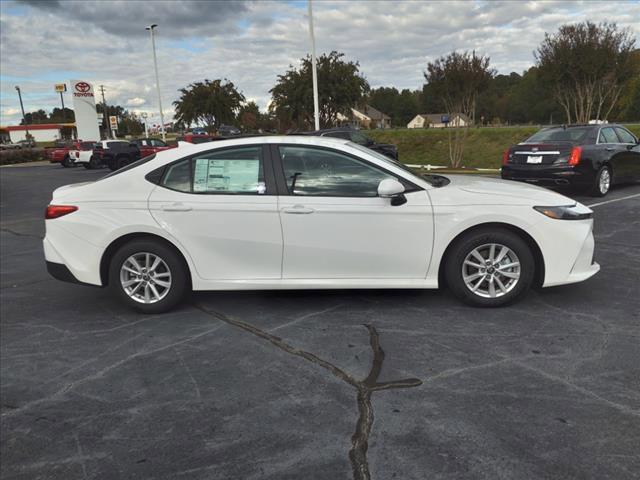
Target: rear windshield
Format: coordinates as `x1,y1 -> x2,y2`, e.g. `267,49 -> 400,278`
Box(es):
80,142 -> 95,150
101,154 -> 156,180
525,127 -> 592,143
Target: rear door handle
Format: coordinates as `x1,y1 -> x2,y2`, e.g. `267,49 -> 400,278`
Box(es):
605,147 -> 615,151
161,203 -> 192,212
282,205 -> 315,214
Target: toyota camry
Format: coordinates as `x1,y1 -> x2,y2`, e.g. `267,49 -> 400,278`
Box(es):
44,136 -> 599,313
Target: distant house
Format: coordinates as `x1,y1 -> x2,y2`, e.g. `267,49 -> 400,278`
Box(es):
337,104 -> 391,129
407,113 -> 470,129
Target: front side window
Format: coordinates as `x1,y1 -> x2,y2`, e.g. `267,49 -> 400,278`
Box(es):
279,146 -> 394,197
599,128 -> 619,144
151,139 -> 167,147
614,127 -> 637,144
160,146 -> 265,195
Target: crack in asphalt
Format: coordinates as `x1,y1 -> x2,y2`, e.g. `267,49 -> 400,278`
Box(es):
0,227 -> 43,240
193,304 -> 422,480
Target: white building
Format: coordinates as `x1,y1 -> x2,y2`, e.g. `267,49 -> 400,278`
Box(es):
407,113 -> 470,129
6,123 -> 76,142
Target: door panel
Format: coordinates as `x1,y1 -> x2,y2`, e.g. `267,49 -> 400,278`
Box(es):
147,145 -> 282,281
278,191 -> 432,279
273,145 -> 433,279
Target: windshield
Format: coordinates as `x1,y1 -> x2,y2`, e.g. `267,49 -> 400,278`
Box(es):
346,142 -> 438,185
350,131 -> 371,146
101,154 -> 156,180
525,127 -> 592,143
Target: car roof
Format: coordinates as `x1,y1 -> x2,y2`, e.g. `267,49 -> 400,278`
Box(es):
175,135 -> 350,154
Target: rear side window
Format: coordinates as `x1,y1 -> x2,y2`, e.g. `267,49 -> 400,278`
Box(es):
160,146 -> 265,195
599,127 -> 619,144
614,127 -> 637,144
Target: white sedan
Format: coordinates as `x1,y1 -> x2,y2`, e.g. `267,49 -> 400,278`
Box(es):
44,136 -> 599,313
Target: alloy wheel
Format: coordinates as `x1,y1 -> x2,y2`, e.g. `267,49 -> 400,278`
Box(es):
462,243 -> 521,298
119,252 -> 172,304
599,168 -> 611,195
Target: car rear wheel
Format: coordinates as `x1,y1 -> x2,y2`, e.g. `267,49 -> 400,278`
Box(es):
590,165 -> 611,197
61,155 -> 71,168
88,155 -> 101,169
445,228 -> 535,307
108,239 -> 189,313
82,162 -> 92,169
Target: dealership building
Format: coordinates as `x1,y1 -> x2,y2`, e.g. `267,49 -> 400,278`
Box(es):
1,123 -> 76,143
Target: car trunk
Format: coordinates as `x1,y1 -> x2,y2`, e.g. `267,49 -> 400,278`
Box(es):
508,142 -> 574,166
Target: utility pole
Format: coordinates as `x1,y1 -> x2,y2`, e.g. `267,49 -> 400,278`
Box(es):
307,0 -> 320,131
15,86 -> 29,139
98,85 -> 112,139
146,24 -> 166,141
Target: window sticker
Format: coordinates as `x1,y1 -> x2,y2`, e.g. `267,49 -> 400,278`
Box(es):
193,158 -> 261,193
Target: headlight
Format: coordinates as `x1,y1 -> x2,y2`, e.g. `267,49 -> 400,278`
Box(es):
533,204 -> 593,220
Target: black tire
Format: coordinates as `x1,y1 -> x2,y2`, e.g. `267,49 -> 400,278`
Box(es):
590,165 -> 611,197
88,155 -> 101,169
444,228 -> 535,307
108,239 -> 189,314
107,157 -> 119,171
82,162 -> 92,169
61,155 -> 71,168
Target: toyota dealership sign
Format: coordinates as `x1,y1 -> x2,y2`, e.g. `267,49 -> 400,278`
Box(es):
70,79 -> 99,141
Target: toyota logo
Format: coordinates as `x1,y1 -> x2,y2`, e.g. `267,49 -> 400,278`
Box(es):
75,82 -> 91,93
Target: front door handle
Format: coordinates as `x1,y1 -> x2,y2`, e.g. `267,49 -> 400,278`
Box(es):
282,205 -> 315,214
605,147 -> 615,151
161,203 -> 192,212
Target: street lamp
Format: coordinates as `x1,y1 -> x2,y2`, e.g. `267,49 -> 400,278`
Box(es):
141,112 -> 149,138
145,24 -> 166,141
15,86 -> 30,139
307,0 -> 320,131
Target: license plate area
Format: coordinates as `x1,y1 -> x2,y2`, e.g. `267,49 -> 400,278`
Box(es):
527,155 -> 543,164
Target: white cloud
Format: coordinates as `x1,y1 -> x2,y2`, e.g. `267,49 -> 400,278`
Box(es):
126,97 -> 147,107
1,0 -> 638,125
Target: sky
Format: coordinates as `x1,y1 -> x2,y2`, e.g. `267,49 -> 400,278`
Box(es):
1,0 -> 638,126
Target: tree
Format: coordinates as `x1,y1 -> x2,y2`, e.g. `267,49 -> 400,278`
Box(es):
269,51 -> 369,130
536,21 -> 636,123
237,101 -> 260,131
424,51 -> 494,167
366,87 -> 422,127
173,79 -> 245,132
21,109 -> 48,125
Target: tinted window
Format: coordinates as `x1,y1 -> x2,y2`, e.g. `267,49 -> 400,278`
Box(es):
101,154 -> 157,180
193,147 -> 264,194
80,142 -> 95,150
324,131 -> 351,140
279,146 -> 394,197
162,159 -> 192,192
151,139 -> 166,147
350,131 -> 372,146
526,127 -> 592,143
614,127 -> 637,144
161,147 -> 265,194
599,127 -> 619,144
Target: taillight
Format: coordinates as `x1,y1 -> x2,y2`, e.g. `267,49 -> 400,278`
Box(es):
75,151 -> 79,158
45,205 -> 78,219
502,149 -> 510,165
568,146 -> 582,166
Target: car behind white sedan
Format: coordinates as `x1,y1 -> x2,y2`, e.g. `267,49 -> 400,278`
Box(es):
44,136 -> 599,313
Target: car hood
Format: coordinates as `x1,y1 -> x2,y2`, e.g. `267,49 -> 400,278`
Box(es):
440,174 -> 577,206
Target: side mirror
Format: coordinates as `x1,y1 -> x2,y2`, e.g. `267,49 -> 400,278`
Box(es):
378,178 -> 407,206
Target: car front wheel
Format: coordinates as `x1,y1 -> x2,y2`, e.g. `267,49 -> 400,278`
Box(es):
108,239 -> 189,313
445,228 -> 535,307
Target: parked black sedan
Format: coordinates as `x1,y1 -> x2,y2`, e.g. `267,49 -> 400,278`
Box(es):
295,127 -> 399,161
501,124 -> 640,196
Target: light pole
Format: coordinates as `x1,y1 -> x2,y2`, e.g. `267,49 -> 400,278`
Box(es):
146,24 -> 166,141
141,112 -> 149,138
307,0 -> 320,131
15,86 -> 29,139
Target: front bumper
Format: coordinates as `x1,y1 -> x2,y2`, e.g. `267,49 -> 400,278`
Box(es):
501,164 -> 592,188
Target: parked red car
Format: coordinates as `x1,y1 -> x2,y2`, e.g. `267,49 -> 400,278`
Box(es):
45,140 -> 95,167
132,138 -> 175,157
176,133 -> 218,144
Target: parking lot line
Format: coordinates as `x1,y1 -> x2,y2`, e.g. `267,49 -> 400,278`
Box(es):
587,193 -> 640,208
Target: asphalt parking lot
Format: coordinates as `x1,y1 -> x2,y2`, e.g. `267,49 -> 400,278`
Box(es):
1,163 -> 639,480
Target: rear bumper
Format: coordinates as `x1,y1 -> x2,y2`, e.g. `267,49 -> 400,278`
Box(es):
501,165 -> 593,187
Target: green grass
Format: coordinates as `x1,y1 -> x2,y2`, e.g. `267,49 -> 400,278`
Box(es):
369,124 -> 640,169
